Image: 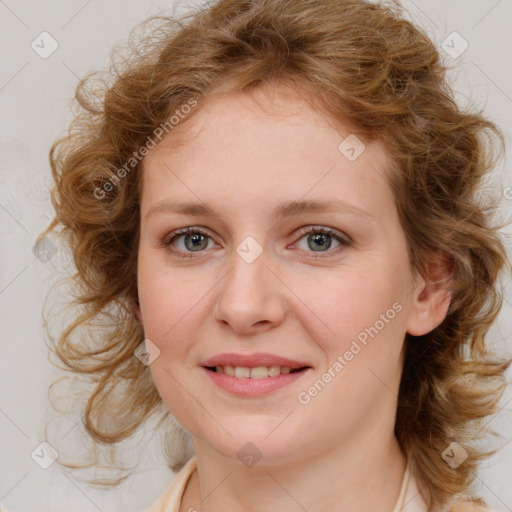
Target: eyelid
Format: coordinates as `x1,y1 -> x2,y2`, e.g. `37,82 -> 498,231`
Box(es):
161,226 -> 214,246
293,225 -> 352,245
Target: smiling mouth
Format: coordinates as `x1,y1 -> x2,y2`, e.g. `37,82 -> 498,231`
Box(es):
204,365 -> 310,378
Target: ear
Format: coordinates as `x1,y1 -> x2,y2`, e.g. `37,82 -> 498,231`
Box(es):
131,293 -> 143,325
406,251 -> 453,336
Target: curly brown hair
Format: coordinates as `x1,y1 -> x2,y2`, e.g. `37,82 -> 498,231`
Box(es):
38,0 -> 511,510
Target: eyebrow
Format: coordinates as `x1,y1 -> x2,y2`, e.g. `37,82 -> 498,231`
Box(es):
145,199 -> 375,223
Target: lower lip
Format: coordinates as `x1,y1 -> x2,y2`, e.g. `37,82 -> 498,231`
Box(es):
201,367 -> 311,397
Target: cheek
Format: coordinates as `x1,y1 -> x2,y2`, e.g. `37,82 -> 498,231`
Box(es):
292,268 -> 404,351
297,272 -> 408,413
295,273 -> 406,428
137,252 -> 202,327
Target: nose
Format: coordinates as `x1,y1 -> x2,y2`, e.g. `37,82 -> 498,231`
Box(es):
212,246 -> 287,335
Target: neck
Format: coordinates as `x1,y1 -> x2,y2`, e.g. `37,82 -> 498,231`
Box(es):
180,431 -> 407,512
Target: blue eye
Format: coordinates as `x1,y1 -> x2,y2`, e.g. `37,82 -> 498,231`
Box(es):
294,226 -> 351,257
162,226 -> 351,259
162,227 -> 214,256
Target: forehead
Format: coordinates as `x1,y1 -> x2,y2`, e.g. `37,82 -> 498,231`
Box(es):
149,85 -> 364,157
140,87 -> 395,220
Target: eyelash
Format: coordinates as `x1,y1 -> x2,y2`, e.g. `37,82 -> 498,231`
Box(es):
161,226 -> 352,260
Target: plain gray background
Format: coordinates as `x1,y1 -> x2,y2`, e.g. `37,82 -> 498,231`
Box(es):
1,1 -> 511,511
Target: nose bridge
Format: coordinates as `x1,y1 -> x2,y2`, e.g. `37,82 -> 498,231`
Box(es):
213,236 -> 286,332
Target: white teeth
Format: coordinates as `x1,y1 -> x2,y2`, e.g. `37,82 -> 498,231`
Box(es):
234,366 -> 250,378
267,365 -> 281,377
250,366 -> 270,379
224,365 -> 235,377
213,365 -> 295,378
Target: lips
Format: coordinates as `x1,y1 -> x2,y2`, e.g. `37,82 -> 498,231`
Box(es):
201,365 -> 312,397
200,352 -> 312,370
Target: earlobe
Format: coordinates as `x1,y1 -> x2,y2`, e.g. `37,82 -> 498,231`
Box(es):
406,252 -> 453,337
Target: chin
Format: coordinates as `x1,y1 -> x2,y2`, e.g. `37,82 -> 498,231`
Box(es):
194,424 -> 306,468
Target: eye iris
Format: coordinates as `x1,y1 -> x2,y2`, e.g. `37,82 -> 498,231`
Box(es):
175,229 -> 339,254
308,232 -> 331,252
185,232 -> 208,251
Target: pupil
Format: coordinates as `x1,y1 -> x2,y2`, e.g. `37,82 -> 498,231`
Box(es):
186,233 -> 207,251
309,233 -> 331,251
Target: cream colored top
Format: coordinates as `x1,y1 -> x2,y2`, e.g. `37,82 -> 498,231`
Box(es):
142,452 -> 470,512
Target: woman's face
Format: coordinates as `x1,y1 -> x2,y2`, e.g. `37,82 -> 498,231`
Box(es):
136,87 -> 442,465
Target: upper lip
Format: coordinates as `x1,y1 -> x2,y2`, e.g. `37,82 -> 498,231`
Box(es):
201,353 -> 312,370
